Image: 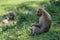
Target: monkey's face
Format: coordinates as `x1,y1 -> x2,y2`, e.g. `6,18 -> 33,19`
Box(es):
37,11 -> 42,16
37,8 -> 43,16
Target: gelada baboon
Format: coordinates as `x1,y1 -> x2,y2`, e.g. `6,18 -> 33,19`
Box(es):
29,8 -> 51,36
8,12 -> 16,20
8,7 -> 17,21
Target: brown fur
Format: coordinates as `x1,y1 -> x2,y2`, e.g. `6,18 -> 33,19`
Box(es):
30,8 -> 51,36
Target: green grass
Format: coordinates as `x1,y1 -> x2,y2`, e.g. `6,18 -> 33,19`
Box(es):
0,0 -> 60,40
0,0 -> 49,15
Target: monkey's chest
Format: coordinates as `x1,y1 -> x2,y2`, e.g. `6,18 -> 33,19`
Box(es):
39,17 -> 49,27
39,17 -> 45,24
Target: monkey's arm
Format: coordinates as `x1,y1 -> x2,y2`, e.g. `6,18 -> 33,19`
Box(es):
31,23 -> 42,28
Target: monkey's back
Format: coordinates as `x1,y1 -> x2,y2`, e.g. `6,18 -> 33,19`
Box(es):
39,14 -> 51,33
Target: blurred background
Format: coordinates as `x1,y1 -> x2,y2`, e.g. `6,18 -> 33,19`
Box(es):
0,0 -> 60,40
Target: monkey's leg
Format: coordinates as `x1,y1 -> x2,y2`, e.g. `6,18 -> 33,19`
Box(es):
38,27 -> 48,34
29,26 -> 41,36
31,23 -> 41,28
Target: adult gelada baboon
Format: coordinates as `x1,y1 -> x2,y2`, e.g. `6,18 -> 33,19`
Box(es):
29,8 -> 52,36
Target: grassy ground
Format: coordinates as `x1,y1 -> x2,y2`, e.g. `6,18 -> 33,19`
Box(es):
0,0 -> 60,40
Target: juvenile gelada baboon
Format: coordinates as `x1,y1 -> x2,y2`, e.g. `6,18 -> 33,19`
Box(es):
8,11 -> 16,21
8,7 -> 17,21
29,8 -> 52,36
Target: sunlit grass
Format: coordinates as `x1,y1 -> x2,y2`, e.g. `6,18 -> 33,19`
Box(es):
0,0 -> 50,15
0,0 -> 48,5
